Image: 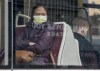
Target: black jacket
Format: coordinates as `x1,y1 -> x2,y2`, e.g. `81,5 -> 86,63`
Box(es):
74,32 -> 99,68
74,32 -> 94,52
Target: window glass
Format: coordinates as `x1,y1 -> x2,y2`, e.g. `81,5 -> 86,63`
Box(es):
0,0 -> 5,49
14,0 -> 78,26
83,0 -> 100,5
88,8 -> 100,48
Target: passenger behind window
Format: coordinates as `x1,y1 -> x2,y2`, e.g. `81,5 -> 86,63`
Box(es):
72,17 -> 94,51
16,4 -> 55,66
72,17 -> 100,68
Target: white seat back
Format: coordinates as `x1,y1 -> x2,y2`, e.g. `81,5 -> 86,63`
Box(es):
54,22 -> 82,66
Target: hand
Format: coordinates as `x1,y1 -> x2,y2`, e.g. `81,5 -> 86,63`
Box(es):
29,42 -> 35,46
16,50 -> 35,63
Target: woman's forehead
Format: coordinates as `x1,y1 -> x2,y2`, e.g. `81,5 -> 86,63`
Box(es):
34,6 -> 47,13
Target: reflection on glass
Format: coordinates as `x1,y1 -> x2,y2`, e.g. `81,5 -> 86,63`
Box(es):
88,8 -> 100,48
89,8 -> 100,36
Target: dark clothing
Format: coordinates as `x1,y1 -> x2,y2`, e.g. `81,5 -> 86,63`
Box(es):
16,22 -> 55,65
73,32 -> 94,52
0,48 -> 4,64
74,32 -> 99,68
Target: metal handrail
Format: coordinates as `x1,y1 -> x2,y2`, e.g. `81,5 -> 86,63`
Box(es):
16,14 -> 31,27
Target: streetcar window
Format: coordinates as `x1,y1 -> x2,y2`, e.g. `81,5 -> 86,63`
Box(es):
89,8 -> 100,49
13,0 -> 78,26
83,0 -> 100,53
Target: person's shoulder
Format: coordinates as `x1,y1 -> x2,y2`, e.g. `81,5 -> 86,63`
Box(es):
74,32 -> 85,40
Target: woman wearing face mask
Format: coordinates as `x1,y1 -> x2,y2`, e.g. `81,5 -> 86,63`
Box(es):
16,4 -> 55,65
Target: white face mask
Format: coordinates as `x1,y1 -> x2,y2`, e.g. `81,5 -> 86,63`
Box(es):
33,15 -> 47,24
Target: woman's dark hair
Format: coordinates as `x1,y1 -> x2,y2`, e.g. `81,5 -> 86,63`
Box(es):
30,3 -> 48,22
